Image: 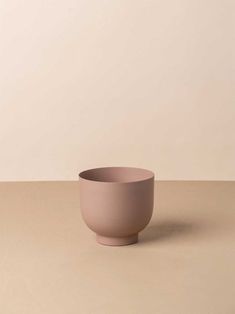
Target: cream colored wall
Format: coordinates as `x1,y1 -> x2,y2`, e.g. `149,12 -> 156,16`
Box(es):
0,0 -> 234,181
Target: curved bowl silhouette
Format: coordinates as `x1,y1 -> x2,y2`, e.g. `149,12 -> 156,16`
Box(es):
79,167 -> 154,246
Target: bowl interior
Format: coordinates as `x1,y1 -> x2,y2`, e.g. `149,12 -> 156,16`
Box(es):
79,167 -> 154,183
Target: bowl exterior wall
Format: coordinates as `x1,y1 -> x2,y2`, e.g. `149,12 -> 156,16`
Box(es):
79,177 -> 154,238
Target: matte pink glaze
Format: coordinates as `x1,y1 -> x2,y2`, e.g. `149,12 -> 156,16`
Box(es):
79,167 -> 154,246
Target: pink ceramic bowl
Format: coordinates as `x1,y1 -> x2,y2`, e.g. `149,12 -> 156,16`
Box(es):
79,167 -> 154,246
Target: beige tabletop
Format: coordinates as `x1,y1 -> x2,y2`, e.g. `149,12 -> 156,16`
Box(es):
0,181 -> 234,314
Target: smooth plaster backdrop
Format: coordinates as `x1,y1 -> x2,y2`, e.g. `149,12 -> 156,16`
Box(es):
0,0 -> 235,181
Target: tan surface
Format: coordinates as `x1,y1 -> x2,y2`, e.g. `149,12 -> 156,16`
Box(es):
1,1 -> 235,181
0,181 -> 234,314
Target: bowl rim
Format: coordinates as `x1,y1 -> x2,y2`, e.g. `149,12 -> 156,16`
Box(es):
79,166 -> 155,184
